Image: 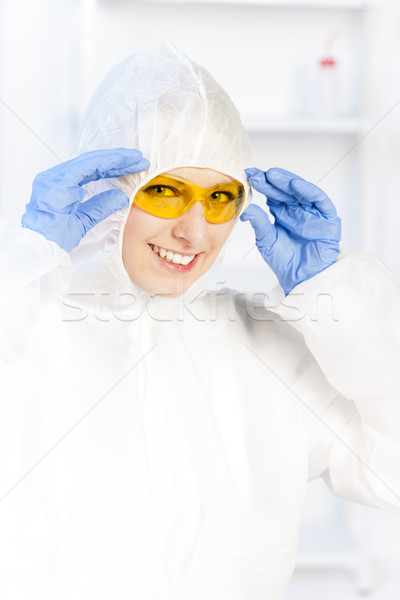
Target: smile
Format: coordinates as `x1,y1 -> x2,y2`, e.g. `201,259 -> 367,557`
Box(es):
148,244 -> 197,265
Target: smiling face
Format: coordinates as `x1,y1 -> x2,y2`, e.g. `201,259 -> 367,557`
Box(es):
121,167 -> 238,297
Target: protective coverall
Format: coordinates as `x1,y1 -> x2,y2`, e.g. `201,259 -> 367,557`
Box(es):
0,43 -> 399,600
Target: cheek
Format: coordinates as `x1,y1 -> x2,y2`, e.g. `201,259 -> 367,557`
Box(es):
122,210 -> 148,268
208,222 -> 235,251
123,207 -> 159,252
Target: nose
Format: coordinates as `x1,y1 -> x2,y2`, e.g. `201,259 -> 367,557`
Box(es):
171,200 -> 208,247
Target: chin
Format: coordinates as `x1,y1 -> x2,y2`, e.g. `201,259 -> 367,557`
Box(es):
136,277 -> 189,298
129,261 -> 209,298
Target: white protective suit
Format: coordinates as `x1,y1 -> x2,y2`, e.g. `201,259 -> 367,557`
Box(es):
0,43 -> 399,600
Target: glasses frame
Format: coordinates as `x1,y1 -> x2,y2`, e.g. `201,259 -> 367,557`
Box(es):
133,174 -> 246,224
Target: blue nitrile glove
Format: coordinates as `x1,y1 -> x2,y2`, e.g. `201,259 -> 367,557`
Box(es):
21,148 -> 150,252
240,167 -> 341,295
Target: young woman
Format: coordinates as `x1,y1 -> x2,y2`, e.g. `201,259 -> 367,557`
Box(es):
1,42 -> 399,600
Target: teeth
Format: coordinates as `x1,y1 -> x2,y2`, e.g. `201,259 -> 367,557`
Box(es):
150,244 -> 196,266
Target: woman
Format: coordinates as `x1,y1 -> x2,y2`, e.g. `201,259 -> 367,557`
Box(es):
1,42 -> 399,600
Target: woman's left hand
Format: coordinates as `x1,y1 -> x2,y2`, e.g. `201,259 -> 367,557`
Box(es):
240,167 -> 342,295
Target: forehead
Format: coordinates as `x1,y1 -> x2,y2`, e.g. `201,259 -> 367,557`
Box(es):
165,167 -> 236,187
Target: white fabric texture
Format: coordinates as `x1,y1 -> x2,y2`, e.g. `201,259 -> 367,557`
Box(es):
0,43 -> 400,600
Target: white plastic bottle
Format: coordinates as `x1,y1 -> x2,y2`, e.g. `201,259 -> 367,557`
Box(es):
317,56 -> 339,118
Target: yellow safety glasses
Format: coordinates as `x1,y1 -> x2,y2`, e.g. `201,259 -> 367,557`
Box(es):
133,174 -> 245,224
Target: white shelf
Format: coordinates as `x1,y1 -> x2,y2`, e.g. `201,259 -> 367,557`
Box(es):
242,115 -> 376,134
131,0 -> 377,9
296,552 -> 360,569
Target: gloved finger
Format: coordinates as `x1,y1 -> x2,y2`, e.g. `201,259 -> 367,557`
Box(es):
289,179 -> 338,218
239,204 -> 276,249
39,149 -> 150,191
270,200 -> 341,240
30,177 -> 87,214
245,167 -> 264,180
265,170 -> 337,217
267,167 -> 307,185
264,167 -> 311,201
74,189 -> 130,233
268,203 -> 328,237
245,168 -> 298,205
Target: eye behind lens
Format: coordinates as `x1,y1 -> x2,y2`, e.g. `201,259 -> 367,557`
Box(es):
143,185 -> 178,197
210,191 -> 236,202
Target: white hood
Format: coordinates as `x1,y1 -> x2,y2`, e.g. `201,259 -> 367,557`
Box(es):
65,42 -> 251,314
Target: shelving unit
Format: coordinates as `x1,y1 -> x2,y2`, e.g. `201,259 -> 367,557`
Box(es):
242,115 -> 376,134
134,0 -> 376,8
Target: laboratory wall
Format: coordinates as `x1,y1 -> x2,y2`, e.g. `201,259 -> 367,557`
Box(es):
0,0 -> 399,598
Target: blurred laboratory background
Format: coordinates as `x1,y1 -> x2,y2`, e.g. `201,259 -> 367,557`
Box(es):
0,0 -> 399,597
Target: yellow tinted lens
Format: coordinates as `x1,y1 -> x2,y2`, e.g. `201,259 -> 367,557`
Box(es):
134,176 -> 189,217
134,175 -> 244,223
206,184 -> 244,223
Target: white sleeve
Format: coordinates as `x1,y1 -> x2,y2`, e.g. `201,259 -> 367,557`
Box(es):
267,248 -> 400,513
0,219 -> 72,364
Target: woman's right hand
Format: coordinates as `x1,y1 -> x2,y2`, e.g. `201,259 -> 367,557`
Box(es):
21,149 -> 150,252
